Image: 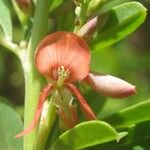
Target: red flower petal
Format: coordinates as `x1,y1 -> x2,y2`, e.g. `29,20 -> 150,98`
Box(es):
67,83 -> 96,120
85,72 -> 136,98
15,84 -> 53,138
35,31 -> 90,83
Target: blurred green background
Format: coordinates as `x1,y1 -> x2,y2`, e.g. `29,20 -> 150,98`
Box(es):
0,0 -> 150,119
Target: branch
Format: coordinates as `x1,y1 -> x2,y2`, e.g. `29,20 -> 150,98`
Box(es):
0,37 -> 20,56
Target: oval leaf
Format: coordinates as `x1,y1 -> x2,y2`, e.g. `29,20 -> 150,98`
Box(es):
0,100 -> 23,150
93,2 -> 146,50
0,0 -> 12,39
104,99 -> 150,129
97,0 -> 128,15
51,120 -> 122,150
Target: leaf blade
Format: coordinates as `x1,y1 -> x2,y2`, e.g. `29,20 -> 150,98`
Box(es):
0,0 -> 12,39
52,120 -> 124,150
93,2 -> 147,50
0,100 -> 23,150
104,99 -> 150,129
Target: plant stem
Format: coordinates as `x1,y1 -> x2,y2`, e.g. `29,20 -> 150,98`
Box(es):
35,99 -> 57,150
23,0 -> 52,149
0,37 -> 20,56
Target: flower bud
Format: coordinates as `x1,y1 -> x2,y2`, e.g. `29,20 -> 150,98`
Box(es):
77,17 -> 98,39
84,72 -> 136,98
16,0 -> 32,14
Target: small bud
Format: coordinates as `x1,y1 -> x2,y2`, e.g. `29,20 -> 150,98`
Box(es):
84,72 -> 136,98
75,6 -> 81,17
16,0 -> 32,14
77,17 -> 98,39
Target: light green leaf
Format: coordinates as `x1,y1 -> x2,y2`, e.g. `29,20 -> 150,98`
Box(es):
0,0 -> 12,39
87,0 -> 129,16
0,100 -> 23,150
93,2 -> 147,51
32,0 -> 37,5
104,99 -> 150,129
97,0 -> 129,15
51,121 -> 125,150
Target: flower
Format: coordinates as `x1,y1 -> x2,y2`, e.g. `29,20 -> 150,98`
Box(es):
15,31 -> 136,138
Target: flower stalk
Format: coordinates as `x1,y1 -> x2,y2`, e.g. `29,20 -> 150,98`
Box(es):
35,99 -> 57,150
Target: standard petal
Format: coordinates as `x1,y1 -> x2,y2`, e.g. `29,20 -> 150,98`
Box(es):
35,31 -> 90,83
15,84 -> 53,138
67,83 -> 96,120
85,72 -> 136,98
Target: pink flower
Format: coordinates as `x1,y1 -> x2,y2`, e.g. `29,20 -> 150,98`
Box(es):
15,31 -> 136,138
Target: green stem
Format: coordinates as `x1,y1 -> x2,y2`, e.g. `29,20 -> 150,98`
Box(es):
0,37 -> 20,56
23,0 -> 52,150
11,0 -> 28,27
35,99 -> 57,150
74,0 -> 90,33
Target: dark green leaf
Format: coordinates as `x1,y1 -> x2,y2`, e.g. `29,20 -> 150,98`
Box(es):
0,100 -> 23,150
93,2 -> 147,50
51,121 -> 126,150
88,121 -> 150,150
104,99 -> 150,129
0,0 -> 12,39
79,83 -> 106,117
89,114 -> 150,150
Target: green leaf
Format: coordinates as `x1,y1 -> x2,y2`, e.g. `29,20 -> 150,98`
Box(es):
87,0 -> 129,16
0,0 -> 12,39
88,121 -> 150,150
49,0 -> 63,12
0,100 -> 23,150
32,0 -> 37,5
104,99 -> 150,129
51,121 -> 125,150
97,0 -> 129,15
0,96 -> 13,106
123,121 -> 150,149
93,2 -> 147,51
